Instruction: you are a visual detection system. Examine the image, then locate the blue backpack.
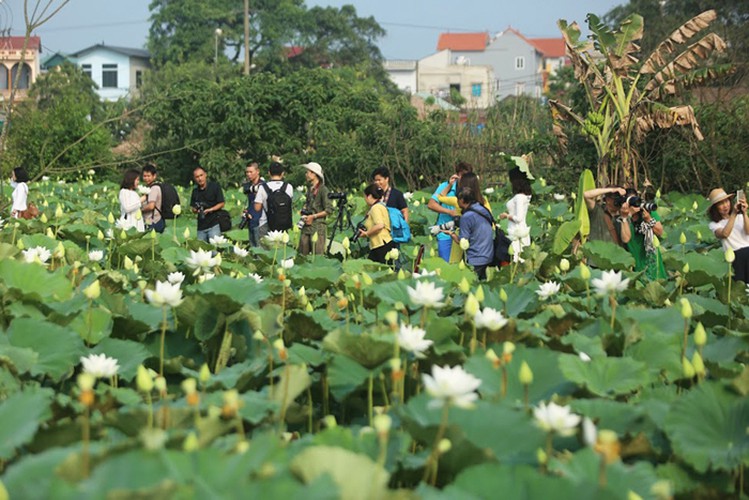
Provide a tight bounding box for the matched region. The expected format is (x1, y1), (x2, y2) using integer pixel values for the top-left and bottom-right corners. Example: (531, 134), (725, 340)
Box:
(387, 206), (411, 243)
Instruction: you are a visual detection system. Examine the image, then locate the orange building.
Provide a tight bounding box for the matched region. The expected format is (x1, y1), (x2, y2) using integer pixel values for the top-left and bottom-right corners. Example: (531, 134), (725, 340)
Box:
(0, 36), (42, 101)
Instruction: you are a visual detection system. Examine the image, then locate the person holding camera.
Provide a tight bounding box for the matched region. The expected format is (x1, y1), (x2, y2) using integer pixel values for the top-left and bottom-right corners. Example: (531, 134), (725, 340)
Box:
(190, 166), (225, 242)
(584, 185), (627, 245)
(242, 162), (264, 246)
(254, 161), (294, 240)
(708, 188), (749, 283)
(357, 184), (395, 263)
(445, 188), (494, 280)
(428, 161), (473, 262)
(298, 162), (332, 256)
(619, 189), (666, 280)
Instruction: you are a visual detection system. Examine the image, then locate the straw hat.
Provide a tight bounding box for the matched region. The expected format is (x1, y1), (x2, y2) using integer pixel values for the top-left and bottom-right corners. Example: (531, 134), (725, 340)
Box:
(302, 162), (324, 182)
(707, 188), (734, 209)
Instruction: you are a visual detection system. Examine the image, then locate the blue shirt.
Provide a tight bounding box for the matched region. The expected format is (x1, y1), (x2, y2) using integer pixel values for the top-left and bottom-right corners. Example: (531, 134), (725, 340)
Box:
(460, 204), (494, 266)
(431, 181), (456, 241)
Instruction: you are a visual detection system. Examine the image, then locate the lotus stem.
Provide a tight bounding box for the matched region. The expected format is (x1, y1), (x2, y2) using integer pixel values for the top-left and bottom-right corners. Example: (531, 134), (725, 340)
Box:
(423, 403), (450, 485)
(82, 406), (90, 478)
(278, 364), (291, 433)
(307, 385), (313, 434)
(368, 373), (374, 428)
(681, 318), (689, 360)
(501, 366), (508, 398)
(379, 373), (391, 409)
(159, 306), (168, 376)
(727, 263), (733, 329)
(609, 294), (617, 333)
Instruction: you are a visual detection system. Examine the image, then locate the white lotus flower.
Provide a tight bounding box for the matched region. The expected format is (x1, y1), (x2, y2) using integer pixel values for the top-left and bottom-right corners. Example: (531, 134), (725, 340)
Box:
(185, 248), (218, 275)
(145, 280), (184, 308)
(553, 193), (566, 201)
(579, 352), (591, 362)
(536, 281), (561, 301)
(87, 169), (96, 176)
(397, 324), (433, 359)
(591, 270), (630, 296)
(80, 353), (120, 378)
(422, 364), (482, 410)
(137, 185), (151, 196)
(198, 272), (215, 283)
(582, 417), (597, 447)
(508, 224), (530, 241)
(22, 246), (52, 265)
(473, 307), (508, 331)
(209, 235), (227, 246)
(484, 187), (495, 195)
(407, 281), (445, 309)
(42, 176), (50, 181)
(167, 272), (185, 286)
(413, 269), (438, 279)
(403, 192), (413, 201)
(248, 273), (263, 284)
(264, 230), (286, 244)
(533, 401), (582, 436)
(105, 229), (114, 240)
(281, 258), (295, 270)
(88, 250), (104, 262)
(233, 245), (249, 258)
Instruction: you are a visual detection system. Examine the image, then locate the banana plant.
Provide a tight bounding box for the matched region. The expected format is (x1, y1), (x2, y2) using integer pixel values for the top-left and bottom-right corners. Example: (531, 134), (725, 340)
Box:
(549, 10), (730, 187)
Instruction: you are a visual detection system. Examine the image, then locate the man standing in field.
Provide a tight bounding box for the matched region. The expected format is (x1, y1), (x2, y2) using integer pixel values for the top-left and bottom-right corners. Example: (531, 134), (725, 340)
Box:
(141, 163), (164, 233)
(190, 166), (225, 242)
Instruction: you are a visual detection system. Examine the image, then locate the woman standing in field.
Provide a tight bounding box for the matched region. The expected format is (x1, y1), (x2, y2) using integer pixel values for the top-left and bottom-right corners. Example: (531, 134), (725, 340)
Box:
(708, 187), (749, 283)
(118, 169), (146, 232)
(499, 167), (532, 262)
(10, 167), (30, 219)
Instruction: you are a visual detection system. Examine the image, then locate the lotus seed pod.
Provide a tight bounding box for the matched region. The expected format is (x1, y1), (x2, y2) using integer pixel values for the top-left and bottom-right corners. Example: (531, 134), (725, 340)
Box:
(172, 204), (182, 216)
(693, 322), (707, 346)
(519, 361), (533, 385)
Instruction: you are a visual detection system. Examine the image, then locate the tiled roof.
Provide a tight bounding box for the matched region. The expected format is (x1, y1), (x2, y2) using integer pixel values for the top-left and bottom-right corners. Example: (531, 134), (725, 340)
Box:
(436, 32), (489, 52)
(529, 38), (566, 58)
(0, 36), (42, 51)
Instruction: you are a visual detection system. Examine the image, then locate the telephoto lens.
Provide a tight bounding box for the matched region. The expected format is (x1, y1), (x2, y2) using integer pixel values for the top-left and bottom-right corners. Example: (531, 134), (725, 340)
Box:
(351, 222), (367, 244)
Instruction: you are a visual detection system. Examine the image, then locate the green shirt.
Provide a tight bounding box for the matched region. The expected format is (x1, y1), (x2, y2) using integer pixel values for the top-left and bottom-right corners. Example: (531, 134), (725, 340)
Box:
(302, 183), (333, 235)
(625, 211), (667, 280)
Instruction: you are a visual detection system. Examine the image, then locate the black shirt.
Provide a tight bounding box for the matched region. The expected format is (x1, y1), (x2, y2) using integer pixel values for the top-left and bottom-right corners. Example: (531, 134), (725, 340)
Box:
(384, 187), (407, 212)
(190, 180), (225, 230)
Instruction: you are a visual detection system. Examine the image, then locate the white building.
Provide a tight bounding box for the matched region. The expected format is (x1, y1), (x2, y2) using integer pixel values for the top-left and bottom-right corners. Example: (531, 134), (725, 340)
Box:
(70, 44), (150, 101)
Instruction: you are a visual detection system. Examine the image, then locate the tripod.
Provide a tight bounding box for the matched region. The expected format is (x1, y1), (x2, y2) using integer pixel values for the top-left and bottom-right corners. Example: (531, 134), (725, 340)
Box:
(327, 197), (359, 256)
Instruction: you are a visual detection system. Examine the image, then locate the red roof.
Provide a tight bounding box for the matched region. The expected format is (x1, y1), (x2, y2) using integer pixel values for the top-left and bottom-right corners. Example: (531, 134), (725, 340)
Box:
(0, 36), (42, 51)
(529, 38), (566, 58)
(436, 32), (489, 52)
(284, 46), (304, 58)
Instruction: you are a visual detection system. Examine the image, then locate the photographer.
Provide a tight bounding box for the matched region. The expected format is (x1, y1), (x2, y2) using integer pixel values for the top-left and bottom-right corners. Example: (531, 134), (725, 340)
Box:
(708, 188), (749, 283)
(242, 162), (264, 246)
(189, 166), (225, 242)
(357, 184), (395, 263)
(298, 162), (333, 256)
(428, 161), (473, 262)
(583, 185), (627, 245)
(619, 189), (666, 280)
(446, 188), (494, 280)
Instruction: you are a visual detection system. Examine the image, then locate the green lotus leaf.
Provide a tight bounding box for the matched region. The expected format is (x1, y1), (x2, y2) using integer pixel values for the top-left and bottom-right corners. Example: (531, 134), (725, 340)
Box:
(625, 332), (682, 382)
(7, 318), (86, 381)
(0, 389), (54, 460)
(663, 382), (749, 473)
(558, 354), (651, 397)
(292, 261), (343, 290)
(1, 447), (77, 499)
(570, 399), (649, 436)
(91, 337), (152, 381)
(69, 305), (114, 344)
(160, 246), (191, 265)
(665, 249), (726, 288)
(285, 309), (339, 341)
(327, 353), (373, 401)
(290, 446), (388, 500)
(0, 259), (73, 301)
(323, 329), (394, 369)
(0, 344), (39, 375)
(581, 240), (635, 271)
(288, 343), (327, 367)
(189, 276), (270, 313)
(371, 280), (413, 307)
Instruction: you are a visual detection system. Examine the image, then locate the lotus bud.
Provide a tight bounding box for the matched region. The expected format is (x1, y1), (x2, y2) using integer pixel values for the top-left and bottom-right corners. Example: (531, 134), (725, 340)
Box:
(519, 361), (533, 385)
(123, 256), (134, 270)
(691, 351), (705, 377)
(413, 200), (420, 207)
(474, 285), (484, 303)
(664, 298), (672, 306)
(650, 480), (672, 500)
(323, 415), (337, 429)
(172, 204), (182, 216)
(281, 232), (290, 244)
(97, 230), (105, 240)
(252, 330), (265, 341)
(154, 376), (167, 393)
(559, 258), (570, 272)
(305, 302), (314, 312)
(459, 238), (470, 251)
(342, 237), (350, 250)
(682, 263), (689, 274)
(46, 227), (55, 238)
(696, 230), (702, 241)
(107, 212), (115, 224)
(725, 247), (735, 263)
(93, 193), (98, 200)
(437, 438), (452, 454)
(181, 378), (197, 395)
(693, 322), (707, 346)
(465, 293), (479, 317)
(681, 357), (695, 378)
(627, 492), (643, 500)
(83, 279), (101, 300)
(499, 288), (508, 302)
(653, 235), (660, 248)
(119, 230), (127, 240)
(679, 298), (692, 319)
(389, 357), (402, 373)
(596, 429), (621, 463)
(580, 262), (591, 280)
(311, 231), (319, 244)
(55, 205), (63, 218)
(361, 272), (373, 286)
(77, 372), (96, 391)
(183, 432), (199, 452)
(692, 201), (698, 211)
(397, 269), (406, 280)
(183, 227), (191, 240)
(679, 232), (687, 245)
(503, 341), (516, 356)
(54, 242), (65, 259)
(384, 310), (398, 327)
(429, 248), (435, 257)
(536, 448), (548, 465)
(199, 363), (211, 384)
(373, 414), (392, 436)
(136, 365), (154, 392)
(458, 260), (466, 270)
(16, 239), (24, 250)
(485, 348), (501, 369)
(394, 301), (405, 311)
(150, 229), (157, 240)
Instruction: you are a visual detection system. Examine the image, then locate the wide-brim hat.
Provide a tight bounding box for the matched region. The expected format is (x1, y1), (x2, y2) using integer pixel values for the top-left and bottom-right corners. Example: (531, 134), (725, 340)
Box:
(707, 188), (734, 210)
(303, 162), (324, 181)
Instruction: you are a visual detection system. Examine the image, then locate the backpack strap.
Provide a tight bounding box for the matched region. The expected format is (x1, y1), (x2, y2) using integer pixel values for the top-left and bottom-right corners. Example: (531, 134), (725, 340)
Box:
(147, 182), (164, 216)
(465, 205), (495, 227)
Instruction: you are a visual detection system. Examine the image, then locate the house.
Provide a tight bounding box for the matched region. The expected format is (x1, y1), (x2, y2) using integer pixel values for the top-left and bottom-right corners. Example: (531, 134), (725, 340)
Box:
(69, 44), (151, 101)
(0, 36), (42, 101)
(438, 28), (567, 101)
(417, 49), (494, 109)
(384, 59), (417, 93)
(41, 52), (77, 72)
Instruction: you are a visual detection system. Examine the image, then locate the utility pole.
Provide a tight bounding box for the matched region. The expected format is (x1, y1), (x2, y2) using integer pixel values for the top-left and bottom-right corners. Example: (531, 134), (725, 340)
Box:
(243, 0), (250, 75)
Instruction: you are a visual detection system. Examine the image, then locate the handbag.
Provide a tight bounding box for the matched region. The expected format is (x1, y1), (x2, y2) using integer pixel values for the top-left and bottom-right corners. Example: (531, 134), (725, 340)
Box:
(217, 209), (232, 232)
(19, 202), (39, 220)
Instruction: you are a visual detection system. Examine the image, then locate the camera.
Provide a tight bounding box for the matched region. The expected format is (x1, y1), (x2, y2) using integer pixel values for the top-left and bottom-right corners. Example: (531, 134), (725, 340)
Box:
(429, 216), (460, 235)
(328, 192), (347, 201)
(242, 182), (254, 195)
(297, 209), (313, 230)
(625, 196), (658, 212)
(351, 221), (367, 244)
(193, 202), (207, 220)
(238, 210), (250, 230)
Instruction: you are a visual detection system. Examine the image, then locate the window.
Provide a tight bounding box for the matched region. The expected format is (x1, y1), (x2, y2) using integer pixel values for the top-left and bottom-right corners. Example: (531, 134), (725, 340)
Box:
(10, 63), (31, 89)
(135, 70), (143, 89)
(82, 64), (92, 79)
(102, 64), (118, 88)
(515, 56), (525, 70)
(471, 83), (482, 97)
(0, 65), (8, 90)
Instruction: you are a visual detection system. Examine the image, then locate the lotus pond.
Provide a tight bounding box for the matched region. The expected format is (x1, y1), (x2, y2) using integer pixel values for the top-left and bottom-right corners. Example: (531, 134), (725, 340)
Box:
(0, 174), (747, 499)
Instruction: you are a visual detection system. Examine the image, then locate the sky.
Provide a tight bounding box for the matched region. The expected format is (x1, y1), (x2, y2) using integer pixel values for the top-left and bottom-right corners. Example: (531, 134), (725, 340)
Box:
(2, 0), (625, 60)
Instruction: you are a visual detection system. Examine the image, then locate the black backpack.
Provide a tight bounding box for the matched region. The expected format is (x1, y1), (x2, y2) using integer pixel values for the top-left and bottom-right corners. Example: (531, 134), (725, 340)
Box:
(264, 182), (293, 231)
(153, 182), (181, 220)
(465, 206), (512, 266)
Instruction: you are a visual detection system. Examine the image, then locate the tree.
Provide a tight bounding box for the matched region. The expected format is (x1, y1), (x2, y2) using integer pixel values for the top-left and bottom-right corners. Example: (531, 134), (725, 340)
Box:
(549, 10), (729, 187)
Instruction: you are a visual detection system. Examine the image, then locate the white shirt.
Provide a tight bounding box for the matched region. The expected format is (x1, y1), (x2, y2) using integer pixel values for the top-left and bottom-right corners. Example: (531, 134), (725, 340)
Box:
(119, 188), (145, 232)
(507, 193), (531, 262)
(254, 180), (294, 227)
(11, 181), (28, 216)
(709, 217), (749, 251)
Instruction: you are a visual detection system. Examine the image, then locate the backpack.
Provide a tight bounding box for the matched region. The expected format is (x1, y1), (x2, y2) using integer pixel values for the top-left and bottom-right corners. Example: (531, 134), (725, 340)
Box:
(465, 206), (511, 266)
(153, 182), (181, 220)
(217, 209), (232, 232)
(264, 182), (293, 231)
(386, 206), (411, 243)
